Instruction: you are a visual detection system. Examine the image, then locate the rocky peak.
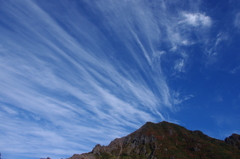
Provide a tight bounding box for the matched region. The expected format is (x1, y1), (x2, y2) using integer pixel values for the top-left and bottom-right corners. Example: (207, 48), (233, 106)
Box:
(225, 133), (240, 149)
(69, 121), (240, 159)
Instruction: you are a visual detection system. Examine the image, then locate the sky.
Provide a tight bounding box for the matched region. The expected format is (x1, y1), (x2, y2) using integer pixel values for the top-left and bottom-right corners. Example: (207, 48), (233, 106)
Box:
(0, 0), (240, 158)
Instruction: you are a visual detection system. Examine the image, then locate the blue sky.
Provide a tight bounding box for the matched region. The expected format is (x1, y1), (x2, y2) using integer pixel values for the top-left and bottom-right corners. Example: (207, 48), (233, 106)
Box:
(0, 0), (240, 158)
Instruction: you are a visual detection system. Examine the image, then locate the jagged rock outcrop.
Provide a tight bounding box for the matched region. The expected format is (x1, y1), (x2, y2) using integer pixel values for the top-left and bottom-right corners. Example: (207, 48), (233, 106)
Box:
(69, 121), (240, 159)
(225, 133), (240, 149)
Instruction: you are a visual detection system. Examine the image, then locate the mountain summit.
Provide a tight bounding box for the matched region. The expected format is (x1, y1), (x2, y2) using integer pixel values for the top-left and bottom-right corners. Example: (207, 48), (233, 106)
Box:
(69, 121), (240, 159)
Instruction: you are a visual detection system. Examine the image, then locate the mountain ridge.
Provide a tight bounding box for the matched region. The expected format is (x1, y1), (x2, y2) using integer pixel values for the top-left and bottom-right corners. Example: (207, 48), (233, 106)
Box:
(69, 121), (240, 159)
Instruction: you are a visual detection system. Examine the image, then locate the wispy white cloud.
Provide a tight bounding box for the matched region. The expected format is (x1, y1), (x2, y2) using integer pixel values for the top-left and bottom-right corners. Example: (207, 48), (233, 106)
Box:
(0, 0), (170, 158)
(174, 52), (188, 73)
(234, 12), (240, 30)
(0, 0), (216, 158)
(173, 91), (194, 105)
(182, 13), (212, 27)
(230, 65), (240, 74)
(1, 105), (18, 115)
(204, 32), (228, 66)
(174, 59), (185, 72)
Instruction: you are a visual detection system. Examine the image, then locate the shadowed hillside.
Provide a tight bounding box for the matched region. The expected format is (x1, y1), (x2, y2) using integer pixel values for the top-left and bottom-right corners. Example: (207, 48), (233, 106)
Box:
(69, 121), (240, 159)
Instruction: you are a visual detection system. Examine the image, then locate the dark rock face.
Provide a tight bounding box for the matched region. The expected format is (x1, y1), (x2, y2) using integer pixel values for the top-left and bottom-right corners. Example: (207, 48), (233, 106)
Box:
(225, 133), (240, 149)
(69, 121), (240, 159)
(122, 133), (157, 159)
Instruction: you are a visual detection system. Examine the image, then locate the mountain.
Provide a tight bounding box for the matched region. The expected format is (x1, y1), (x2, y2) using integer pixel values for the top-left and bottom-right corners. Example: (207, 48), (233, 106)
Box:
(225, 133), (240, 149)
(69, 121), (240, 159)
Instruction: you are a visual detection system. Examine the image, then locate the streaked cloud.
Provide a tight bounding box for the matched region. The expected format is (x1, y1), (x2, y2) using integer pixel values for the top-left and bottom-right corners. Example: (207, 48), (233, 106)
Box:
(234, 12), (240, 30)
(173, 91), (194, 105)
(204, 32), (229, 66)
(0, 0), (219, 158)
(0, 0), (170, 158)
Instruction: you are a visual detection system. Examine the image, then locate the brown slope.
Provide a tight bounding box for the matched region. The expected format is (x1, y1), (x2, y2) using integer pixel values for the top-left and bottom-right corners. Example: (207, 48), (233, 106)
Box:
(69, 121), (240, 159)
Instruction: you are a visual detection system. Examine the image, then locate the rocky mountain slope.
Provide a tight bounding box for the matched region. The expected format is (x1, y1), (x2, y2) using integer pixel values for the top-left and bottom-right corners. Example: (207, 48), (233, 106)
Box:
(225, 133), (240, 149)
(69, 121), (240, 159)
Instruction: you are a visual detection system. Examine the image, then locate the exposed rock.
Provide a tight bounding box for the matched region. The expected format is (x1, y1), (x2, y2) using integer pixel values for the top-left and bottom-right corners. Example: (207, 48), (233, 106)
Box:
(225, 133), (240, 149)
(69, 121), (240, 159)
(92, 144), (101, 155)
(168, 129), (174, 135)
